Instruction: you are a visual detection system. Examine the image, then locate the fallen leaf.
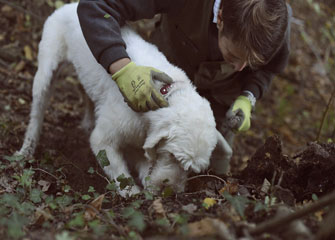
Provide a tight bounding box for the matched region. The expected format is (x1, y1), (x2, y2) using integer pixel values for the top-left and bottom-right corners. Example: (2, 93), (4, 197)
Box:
(84, 194), (105, 221)
(203, 198), (216, 209)
(219, 181), (239, 195)
(18, 98), (26, 105)
(181, 203), (197, 214)
(55, 231), (75, 240)
(24, 45), (33, 61)
(1, 5), (12, 12)
(33, 207), (54, 225)
(187, 218), (220, 237)
(314, 210), (324, 222)
(260, 178), (271, 195)
(38, 180), (51, 192)
(149, 198), (166, 218)
(265, 152), (271, 159)
(14, 60), (25, 72)
(0, 176), (16, 193)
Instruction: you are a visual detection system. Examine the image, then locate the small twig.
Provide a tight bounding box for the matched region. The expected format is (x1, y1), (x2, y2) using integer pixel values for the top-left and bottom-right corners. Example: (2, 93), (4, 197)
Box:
(316, 89), (335, 141)
(276, 171), (284, 187)
(184, 190), (210, 195)
(331, 125), (335, 140)
(95, 170), (112, 185)
(271, 170), (277, 187)
(58, 163), (87, 186)
(32, 167), (59, 180)
(187, 174), (227, 185)
(0, 58), (9, 68)
(298, 26), (323, 64)
(297, 23), (335, 141)
(249, 190), (335, 236)
(101, 208), (127, 237)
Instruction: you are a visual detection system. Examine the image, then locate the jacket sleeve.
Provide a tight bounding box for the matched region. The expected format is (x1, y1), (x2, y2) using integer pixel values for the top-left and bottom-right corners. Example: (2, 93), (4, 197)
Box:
(242, 31), (291, 99)
(242, 3), (292, 99)
(77, 0), (177, 71)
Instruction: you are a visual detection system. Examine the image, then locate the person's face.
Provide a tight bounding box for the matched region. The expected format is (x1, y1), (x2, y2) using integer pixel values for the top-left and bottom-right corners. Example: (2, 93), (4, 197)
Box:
(217, 9), (247, 72)
(218, 35), (247, 72)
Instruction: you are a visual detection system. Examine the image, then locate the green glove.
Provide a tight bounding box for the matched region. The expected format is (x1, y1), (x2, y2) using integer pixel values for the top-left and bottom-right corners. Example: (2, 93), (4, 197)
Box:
(226, 96), (252, 131)
(112, 61), (173, 112)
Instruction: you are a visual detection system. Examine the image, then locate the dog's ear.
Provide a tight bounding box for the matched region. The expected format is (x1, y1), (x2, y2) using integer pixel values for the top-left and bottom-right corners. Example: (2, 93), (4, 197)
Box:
(210, 130), (233, 174)
(143, 127), (169, 162)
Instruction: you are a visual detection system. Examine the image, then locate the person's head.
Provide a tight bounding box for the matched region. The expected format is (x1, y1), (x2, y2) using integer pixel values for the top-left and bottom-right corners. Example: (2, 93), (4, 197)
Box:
(217, 0), (288, 71)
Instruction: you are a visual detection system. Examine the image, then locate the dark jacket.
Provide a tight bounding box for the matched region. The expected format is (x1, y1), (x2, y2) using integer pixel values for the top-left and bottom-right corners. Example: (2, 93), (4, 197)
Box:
(77, 0), (291, 104)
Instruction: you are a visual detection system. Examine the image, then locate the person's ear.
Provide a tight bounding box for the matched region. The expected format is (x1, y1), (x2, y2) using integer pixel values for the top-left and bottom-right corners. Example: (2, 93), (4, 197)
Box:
(217, 9), (224, 31)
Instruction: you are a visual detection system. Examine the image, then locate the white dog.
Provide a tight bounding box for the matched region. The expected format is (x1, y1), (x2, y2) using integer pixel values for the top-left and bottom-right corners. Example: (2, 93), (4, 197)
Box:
(18, 3), (232, 196)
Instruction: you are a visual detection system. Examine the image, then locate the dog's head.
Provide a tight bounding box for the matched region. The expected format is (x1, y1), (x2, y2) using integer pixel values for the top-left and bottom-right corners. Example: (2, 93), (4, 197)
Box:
(143, 84), (232, 174)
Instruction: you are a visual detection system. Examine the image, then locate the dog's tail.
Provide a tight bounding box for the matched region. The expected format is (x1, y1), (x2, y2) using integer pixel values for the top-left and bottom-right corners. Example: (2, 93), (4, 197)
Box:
(18, 10), (67, 157)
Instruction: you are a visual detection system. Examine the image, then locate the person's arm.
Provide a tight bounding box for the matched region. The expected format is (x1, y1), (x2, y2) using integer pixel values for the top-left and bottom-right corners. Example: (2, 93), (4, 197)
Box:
(77, 0), (181, 112)
(77, 0), (177, 72)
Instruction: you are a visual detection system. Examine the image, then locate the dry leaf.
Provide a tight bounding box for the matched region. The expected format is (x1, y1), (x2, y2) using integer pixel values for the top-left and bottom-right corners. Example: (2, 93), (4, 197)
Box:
(203, 198), (216, 209)
(1, 5), (12, 12)
(24, 45), (33, 61)
(14, 60), (25, 72)
(38, 180), (51, 192)
(181, 203), (197, 214)
(149, 198), (166, 218)
(18, 98), (26, 105)
(314, 210), (324, 222)
(260, 178), (271, 195)
(0, 176), (16, 193)
(265, 152), (271, 159)
(33, 207), (53, 225)
(84, 194), (105, 221)
(219, 181), (239, 195)
(187, 218), (217, 237)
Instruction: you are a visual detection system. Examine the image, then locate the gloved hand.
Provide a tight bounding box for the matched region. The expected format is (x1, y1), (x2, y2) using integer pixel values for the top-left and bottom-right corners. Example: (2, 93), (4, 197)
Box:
(112, 61), (173, 112)
(225, 96), (252, 131)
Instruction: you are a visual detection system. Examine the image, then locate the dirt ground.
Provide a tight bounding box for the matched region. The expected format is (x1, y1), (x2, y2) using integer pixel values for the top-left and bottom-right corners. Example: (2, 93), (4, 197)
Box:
(1, 0), (335, 239)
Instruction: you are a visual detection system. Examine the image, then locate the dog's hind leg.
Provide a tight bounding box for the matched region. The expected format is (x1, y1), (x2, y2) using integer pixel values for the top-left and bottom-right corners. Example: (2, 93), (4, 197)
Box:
(18, 64), (64, 157)
(18, 15), (66, 157)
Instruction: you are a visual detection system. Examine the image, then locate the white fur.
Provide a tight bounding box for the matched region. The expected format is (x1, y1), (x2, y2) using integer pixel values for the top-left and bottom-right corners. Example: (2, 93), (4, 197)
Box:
(18, 3), (232, 197)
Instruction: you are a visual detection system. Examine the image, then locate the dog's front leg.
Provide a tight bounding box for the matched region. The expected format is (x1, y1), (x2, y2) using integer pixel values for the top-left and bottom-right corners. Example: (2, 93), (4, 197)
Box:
(90, 129), (140, 197)
(103, 147), (141, 197)
(97, 146), (141, 197)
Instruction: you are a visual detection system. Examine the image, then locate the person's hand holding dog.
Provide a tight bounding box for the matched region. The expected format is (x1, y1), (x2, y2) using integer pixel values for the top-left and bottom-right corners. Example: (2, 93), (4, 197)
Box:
(112, 61), (173, 112)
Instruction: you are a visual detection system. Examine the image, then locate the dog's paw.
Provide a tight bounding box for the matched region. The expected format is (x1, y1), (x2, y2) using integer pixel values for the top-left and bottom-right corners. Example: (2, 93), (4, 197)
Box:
(118, 185), (141, 198)
(15, 148), (32, 158)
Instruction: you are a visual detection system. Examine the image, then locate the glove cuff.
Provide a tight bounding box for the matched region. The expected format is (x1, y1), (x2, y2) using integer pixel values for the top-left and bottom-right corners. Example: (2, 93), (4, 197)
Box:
(112, 61), (136, 80)
(242, 90), (256, 109)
